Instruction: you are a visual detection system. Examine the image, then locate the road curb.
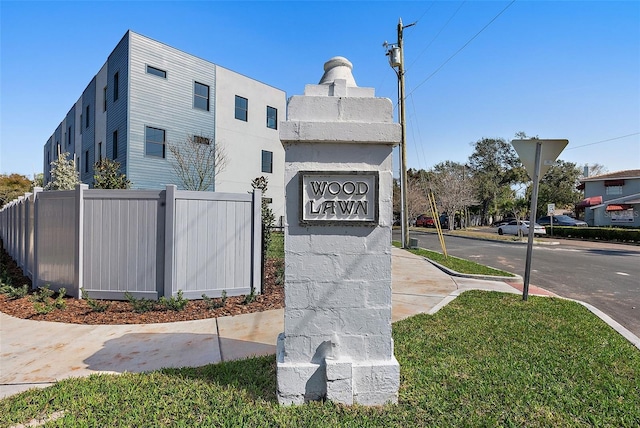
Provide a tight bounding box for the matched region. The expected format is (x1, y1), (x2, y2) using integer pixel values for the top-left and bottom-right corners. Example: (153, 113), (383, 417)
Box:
(419, 255), (524, 285)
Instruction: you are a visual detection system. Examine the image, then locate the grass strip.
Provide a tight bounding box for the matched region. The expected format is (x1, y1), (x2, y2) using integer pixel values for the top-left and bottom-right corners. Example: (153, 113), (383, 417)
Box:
(393, 241), (514, 277)
(1, 291), (638, 427)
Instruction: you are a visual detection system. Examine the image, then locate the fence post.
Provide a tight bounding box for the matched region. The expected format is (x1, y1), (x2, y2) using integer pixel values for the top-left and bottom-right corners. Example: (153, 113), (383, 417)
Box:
(252, 188), (262, 294)
(164, 185), (177, 298)
(74, 184), (88, 298)
(27, 188), (41, 280)
(19, 193), (31, 275)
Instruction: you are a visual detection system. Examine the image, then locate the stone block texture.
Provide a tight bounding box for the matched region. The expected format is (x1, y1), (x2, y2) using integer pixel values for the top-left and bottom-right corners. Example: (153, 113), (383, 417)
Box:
(277, 56), (400, 406)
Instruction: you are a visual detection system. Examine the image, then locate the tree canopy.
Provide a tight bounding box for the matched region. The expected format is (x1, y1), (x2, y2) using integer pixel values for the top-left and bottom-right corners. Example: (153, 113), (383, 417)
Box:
(0, 173), (32, 206)
(45, 152), (80, 191)
(468, 137), (526, 224)
(93, 159), (131, 189)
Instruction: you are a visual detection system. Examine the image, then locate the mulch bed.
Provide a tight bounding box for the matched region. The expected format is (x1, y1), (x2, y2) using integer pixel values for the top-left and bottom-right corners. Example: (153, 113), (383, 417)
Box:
(0, 244), (284, 325)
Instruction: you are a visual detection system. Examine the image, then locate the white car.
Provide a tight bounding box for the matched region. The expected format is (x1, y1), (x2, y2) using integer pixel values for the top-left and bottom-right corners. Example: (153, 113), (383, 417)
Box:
(497, 220), (546, 237)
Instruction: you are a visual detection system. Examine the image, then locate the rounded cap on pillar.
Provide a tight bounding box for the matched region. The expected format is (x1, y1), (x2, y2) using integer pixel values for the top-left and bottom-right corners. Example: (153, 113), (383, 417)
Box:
(318, 56), (357, 87)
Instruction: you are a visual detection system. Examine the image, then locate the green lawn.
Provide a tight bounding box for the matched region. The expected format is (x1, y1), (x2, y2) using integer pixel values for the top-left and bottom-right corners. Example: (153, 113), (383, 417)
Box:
(2, 291), (638, 427)
(393, 241), (515, 277)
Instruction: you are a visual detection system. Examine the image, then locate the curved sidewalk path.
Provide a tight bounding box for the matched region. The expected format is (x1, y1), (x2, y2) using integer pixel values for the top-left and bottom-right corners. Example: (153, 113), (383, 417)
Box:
(1, 247), (638, 399)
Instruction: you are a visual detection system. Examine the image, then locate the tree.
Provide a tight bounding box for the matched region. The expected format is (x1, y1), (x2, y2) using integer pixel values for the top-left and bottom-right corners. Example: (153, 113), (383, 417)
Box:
(32, 173), (44, 189)
(468, 137), (527, 225)
(534, 160), (583, 216)
(0, 173), (32, 206)
(167, 134), (227, 191)
(93, 159), (131, 189)
(426, 162), (476, 230)
(580, 163), (607, 179)
(393, 169), (434, 224)
(44, 152), (80, 191)
(251, 176), (275, 251)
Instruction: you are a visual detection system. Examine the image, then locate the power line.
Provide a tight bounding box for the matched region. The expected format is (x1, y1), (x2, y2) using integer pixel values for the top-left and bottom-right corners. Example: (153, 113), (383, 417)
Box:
(406, 0), (516, 99)
(406, 1), (467, 73)
(564, 132), (640, 150)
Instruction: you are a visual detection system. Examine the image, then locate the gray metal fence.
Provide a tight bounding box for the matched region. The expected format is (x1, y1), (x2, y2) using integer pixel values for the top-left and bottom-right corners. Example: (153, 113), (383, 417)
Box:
(0, 184), (262, 300)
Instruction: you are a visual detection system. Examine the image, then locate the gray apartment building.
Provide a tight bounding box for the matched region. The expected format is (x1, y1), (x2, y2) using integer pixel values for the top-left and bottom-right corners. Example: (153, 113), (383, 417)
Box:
(43, 30), (286, 220)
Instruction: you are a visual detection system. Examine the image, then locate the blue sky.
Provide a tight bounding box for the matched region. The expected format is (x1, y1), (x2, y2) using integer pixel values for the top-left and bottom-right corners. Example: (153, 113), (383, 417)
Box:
(1, 0), (639, 179)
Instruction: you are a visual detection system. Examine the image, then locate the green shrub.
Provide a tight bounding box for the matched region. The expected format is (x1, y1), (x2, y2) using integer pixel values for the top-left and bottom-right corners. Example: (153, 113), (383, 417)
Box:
(30, 285), (54, 303)
(1, 284), (29, 300)
(81, 288), (110, 312)
(159, 290), (188, 311)
(242, 288), (257, 305)
(550, 226), (639, 242)
(53, 287), (67, 310)
(124, 292), (156, 313)
(202, 290), (227, 310)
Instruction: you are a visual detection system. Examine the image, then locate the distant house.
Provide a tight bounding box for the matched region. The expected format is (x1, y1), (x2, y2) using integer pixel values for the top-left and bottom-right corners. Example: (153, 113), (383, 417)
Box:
(577, 169), (640, 227)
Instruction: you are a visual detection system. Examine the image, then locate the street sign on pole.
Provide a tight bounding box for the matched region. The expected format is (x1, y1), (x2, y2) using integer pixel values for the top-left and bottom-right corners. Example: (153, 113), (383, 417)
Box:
(511, 139), (568, 301)
(547, 203), (555, 215)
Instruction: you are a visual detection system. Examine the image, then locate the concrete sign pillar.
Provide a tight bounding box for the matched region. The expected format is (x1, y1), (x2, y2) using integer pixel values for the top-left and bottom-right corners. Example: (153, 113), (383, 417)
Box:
(277, 56), (402, 406)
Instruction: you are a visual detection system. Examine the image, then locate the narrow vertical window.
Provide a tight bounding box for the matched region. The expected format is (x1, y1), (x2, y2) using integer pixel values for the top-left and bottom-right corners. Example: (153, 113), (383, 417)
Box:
(235, 95), (248, 121)
(103, 86), (107, 111)
(266, 106), (277, 129)
(98, 142), (102, 161)
(84, 150), (89, 173)
(145, 126), (166, 158)
(113, 130), (118, 159)
(86, 105), (90, 128)
(113, 72), (119, 101)
(261, 150), (273, 173)
(67, 126), (72, 146)
(194, 82), (210, 111)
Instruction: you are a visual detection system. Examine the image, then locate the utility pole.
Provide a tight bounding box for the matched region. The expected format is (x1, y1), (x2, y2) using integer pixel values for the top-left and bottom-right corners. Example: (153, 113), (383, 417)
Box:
(386, 18), (414, 248)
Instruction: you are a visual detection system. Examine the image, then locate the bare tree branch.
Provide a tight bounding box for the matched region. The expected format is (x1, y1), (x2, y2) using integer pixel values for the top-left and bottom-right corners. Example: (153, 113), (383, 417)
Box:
(167, 134), (227, 191)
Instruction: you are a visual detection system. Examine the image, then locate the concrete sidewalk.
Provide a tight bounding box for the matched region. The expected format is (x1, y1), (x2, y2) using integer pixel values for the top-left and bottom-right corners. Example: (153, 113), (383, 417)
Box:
(0, 247), (635, 400)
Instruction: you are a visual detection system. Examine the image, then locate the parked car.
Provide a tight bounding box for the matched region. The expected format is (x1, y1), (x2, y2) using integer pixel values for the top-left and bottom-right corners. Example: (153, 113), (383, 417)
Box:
(536, 215), (588, 227)
(497, 220), (546, 237)
(416, 215), (435, 228)
(439, 214), (450, 230)
(492, 217), (515, 227)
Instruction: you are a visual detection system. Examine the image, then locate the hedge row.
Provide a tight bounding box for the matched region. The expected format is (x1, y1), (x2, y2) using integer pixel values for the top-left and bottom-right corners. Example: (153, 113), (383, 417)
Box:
(547, 226), (640, 243)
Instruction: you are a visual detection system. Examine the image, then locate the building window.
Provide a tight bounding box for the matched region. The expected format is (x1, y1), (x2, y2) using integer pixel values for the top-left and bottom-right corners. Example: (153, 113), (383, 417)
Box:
(194, 135), (210, 145)
(86, 105), (90, 128)
(84, 150), (89, 173)
(103, 87), (107, 111)
(235, 95), (248, 121)
(113, 72), (119, 101)
(67, 126), (72, 146)
(145, 126), (166, 158)
(98, 142), (102, 161)
(194, 82), (209, 111)
(267, 106), (277, 129)
(113, 130), (118, 159)
(606, 186), (623, 195)
(261, 150), (273, 173)
(146, 65), (167, 78)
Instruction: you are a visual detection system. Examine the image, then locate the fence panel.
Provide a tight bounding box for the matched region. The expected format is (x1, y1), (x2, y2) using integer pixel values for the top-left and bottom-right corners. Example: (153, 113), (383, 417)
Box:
(34, 190), (78, 295)
(2, 185), (261, 302)
(82, 190), (164, 300)
(169, 189), (260, 299)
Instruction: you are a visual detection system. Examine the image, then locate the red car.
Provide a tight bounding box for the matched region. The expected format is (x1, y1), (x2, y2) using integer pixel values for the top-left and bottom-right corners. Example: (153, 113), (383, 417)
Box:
(416, 215), (435, 227)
